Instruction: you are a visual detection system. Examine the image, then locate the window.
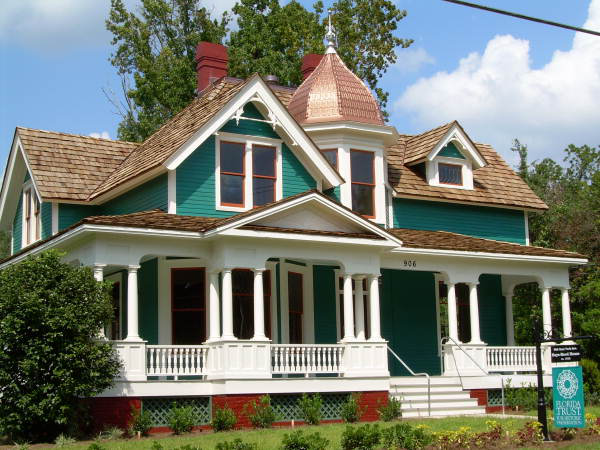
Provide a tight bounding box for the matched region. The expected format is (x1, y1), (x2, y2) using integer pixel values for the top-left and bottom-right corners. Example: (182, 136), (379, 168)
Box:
(23, 186), (41, 246)
(350, 150), (375, 217)
(337, 276), (369, 340)
(288, 272), (303, 344)
(232, 269), (272, 339)
(439, 163), (463, 186)
(171, 268), (206, 344)
(220, 141), (245, 206)
(252, 145), (276, 206)
(34, 195), (40, 241)
(321, 149), (338, 169)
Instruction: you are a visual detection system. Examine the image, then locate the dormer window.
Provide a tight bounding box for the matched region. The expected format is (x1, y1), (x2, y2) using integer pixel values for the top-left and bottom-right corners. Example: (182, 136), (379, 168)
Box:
(351, 149), (375, 218)
(439, 163), (463, 186)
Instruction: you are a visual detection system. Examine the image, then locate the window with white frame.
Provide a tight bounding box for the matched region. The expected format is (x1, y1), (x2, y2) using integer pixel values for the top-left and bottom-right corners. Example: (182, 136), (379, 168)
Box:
(22, 184), (41, 246)
(216, 135), (282, 211)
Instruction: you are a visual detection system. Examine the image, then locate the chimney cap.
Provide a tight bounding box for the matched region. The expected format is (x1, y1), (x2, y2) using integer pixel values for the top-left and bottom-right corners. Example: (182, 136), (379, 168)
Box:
(265, 74), (279, 85)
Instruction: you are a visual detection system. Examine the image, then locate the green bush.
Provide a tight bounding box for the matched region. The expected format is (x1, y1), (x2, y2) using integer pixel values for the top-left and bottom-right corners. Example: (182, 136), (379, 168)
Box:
(582, 358), (600, 397)
(87, 444), (106, 450)
(280, 430), (330, 450)
(168, 402), (196, 434)
(381, 423), (433, 450)
(212, 405), (237, 432)
(504, 381), (551, 410)
(298, 393), (322, 425)
(150, 442), (163, 450)
(244, 395), (278, 428)
(129, 406), (153, 436)
(54, 434), (76, 447)
(0, 251), (120, 442)
(377, 397), (402, 421)
(341, 393), (364, 423)
(215, 438), (256, 450)
(341, 424), (381, 450)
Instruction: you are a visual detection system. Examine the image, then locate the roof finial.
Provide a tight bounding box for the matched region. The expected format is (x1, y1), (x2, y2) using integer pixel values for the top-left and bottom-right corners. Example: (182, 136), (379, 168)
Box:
(325, 8), (337, 54)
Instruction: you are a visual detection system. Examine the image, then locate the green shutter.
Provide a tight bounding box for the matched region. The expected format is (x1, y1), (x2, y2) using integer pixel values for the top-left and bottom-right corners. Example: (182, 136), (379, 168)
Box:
(313, 265), (339, 344)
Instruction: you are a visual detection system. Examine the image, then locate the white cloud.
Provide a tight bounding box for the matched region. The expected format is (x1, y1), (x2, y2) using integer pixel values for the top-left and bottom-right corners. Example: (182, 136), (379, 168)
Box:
(394, 0), (600, 164)
(90, 131), (111, 140)
(394, 48), (435, 74)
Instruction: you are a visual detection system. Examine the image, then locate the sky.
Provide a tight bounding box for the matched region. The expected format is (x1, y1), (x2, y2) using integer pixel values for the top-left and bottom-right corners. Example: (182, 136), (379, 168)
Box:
(0, 0), (598, 172)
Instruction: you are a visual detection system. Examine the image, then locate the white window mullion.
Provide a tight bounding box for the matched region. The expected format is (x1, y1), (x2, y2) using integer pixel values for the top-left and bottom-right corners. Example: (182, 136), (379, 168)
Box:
(245, 142), (253, 209)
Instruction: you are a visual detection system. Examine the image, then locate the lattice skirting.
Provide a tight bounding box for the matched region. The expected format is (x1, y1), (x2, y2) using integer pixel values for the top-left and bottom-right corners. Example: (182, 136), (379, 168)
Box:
(487, 389), (504, 406)
(271, 392), (350, 421)
(142, 397), (211, 426)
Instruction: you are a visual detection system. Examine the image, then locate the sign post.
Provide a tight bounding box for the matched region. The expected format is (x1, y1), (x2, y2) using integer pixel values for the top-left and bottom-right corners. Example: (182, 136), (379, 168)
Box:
(552, 366), (585, 428)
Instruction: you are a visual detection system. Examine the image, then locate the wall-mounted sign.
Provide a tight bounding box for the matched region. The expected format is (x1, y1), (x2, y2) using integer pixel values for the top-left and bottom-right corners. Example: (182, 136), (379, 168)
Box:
(553, 366), (585, 428)
(551, 345), (581, 363)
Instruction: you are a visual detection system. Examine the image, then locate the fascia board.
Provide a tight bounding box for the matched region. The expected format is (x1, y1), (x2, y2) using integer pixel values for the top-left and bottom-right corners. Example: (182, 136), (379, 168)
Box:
(428, 124), (486, 168)
(163, 76), (343, 189)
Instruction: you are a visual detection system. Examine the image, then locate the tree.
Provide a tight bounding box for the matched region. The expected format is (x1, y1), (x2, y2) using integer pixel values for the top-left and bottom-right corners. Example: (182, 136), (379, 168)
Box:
(106, 0), (412, 142)
(0, 251), (120, 442)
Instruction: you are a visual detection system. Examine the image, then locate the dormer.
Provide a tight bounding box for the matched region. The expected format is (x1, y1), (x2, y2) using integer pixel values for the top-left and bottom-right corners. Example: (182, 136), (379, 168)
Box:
(405, 122), (486, 191)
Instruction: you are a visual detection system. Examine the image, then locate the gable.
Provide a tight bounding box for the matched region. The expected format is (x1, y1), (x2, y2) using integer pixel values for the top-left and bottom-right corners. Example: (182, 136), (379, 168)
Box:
(219, 103), (280, 139)
(437, 142), (465, 159)
(428, 123), (485, 168)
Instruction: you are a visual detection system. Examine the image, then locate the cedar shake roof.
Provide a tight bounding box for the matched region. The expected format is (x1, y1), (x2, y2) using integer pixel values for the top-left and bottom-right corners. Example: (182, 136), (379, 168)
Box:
(402, 121), (455, 164)
(390, 228), (584, 259)
(288, 52), (384, 126)
(16, 127), (138, 201)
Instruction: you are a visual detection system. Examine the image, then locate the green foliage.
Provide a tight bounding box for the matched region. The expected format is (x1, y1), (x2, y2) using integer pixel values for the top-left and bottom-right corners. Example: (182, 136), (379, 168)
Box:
(381, 423), (433, 450)
(513, 421), (543, 446)
(244, 395), (278, 428)
(97, 427), (124, 440)
(129, 406), (153, 436)
(298, 393), (322, 425)
(280, 430), (329, 450)
(0, 251), (120, 443)
(377, 397), (402, 421)
(106, 0), (412, 141)
(54, 434), (76, 447)
(582, 358), (600, 405)
(0, 230), (10, 259)
(215, 438), (256, 450)
(340, 393), (364, 423)
(211, 405), (237, 432)
(504, 381), (551, 411)
(340, 424), (381, 450)
(168, 402), (196, 434)
(87, 444), (106, 450)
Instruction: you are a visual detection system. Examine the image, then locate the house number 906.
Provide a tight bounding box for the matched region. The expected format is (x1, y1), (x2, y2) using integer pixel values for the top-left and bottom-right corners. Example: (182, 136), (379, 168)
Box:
(403, 260), (417, 268)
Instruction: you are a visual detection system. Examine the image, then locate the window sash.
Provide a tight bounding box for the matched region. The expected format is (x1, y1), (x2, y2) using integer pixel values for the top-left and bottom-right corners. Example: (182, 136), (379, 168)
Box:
(320, 149), (338, 169)
(438, 163), (463, 185)
(220, 141), (245, 207)
(350, 150), (375, 218)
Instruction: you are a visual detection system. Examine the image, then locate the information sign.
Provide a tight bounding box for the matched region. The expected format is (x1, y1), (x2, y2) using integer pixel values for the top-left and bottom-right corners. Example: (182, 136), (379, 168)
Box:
(553, 366), (585, 428)
(551, 345), (582, 363)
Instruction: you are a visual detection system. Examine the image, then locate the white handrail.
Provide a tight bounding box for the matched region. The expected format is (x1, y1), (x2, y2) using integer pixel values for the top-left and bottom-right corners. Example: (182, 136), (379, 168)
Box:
(146, 345), (209, 378)
(271, 344), (344, 375)
(387, 346), (431, 417)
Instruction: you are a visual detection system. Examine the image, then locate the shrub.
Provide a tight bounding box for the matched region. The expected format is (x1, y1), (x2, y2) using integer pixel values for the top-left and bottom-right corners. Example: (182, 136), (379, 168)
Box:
(244, 395), (278, 428)
(298, 393), (322, 425)
(212, 405), (237, 432)
(0, 251), (120, 442)
(215, 438), (256, 450)
(513, 421), (543, 446)
(381, 423), (433, 450)
(377, 397), (402, 421)
(281, 430), (329, 450)
(150, 442), (164, 450)
(87, 444), (106, 450)
(434, 426), (477, 449)
(341, 394), (365, 423)
(97, 427), (124, 440)
(341, 424), (381, 450)
(582, 358), (600, 398)
(54, 434), (76, 447)
(168, 402), (196, 434)
(504, 380), (551, 411)
(129, 406), (153, 436)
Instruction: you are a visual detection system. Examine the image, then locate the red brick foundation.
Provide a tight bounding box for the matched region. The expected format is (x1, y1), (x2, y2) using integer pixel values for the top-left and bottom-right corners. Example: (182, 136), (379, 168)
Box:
(468, 389), (506, 413)
(212, 394), (262, 429)
(358, 391), (388, 421)
(87, 397), (141, 432)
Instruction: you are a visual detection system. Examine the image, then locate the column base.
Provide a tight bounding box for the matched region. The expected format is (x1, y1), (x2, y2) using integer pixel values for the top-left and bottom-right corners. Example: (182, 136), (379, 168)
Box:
(123, 336), (143, 342)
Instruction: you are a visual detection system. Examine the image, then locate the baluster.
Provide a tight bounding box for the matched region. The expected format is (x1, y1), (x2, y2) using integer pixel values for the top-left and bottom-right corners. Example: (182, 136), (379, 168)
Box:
(283, 347), (288, 373)
(311, 347), (316, 373)
(327, 347), (332, 372)
(147, 348), (153, 375)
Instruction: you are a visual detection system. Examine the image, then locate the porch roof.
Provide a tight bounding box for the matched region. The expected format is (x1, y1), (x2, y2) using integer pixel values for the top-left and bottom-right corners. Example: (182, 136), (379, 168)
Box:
(389, 228), (585, 259)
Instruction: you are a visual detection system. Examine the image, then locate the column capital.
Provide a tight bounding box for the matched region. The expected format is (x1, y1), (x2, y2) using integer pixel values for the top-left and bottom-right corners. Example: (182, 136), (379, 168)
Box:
(466, 281), (480, 287)
(128, 264), (141, 272)
(367, 273), (380, 280)
(253, 268), (267, 274)
(93, 263), (107, 269)
(559, 287), (570, 293)
(222, 268), (233, 274)
(352, 274), (366, 281)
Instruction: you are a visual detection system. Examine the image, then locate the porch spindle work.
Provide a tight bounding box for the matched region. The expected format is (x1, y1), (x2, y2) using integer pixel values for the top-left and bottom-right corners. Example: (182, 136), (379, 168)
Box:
(271, 344), (344, 374)
(468, 282), (483, 344)
(342, 274), (355, 341)
(253, 268), (266, 340)
(447, 282), (459, 342)
(147, 345), (209, 377)
(368, 274), (382, 341)
(208, 270), (220, 341)
(221, 269), (235, 339)
(541, 287), (552, 336)
(354, 275), (366, 340)
(126, 265), (141, 341)
(504, 288), (516, 346)
(561, 288), (573, 339)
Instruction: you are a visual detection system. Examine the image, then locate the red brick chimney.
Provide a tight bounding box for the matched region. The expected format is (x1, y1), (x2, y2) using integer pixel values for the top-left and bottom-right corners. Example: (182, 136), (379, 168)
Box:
(301, 54), (323, 80)
(195, 42), (228, 92)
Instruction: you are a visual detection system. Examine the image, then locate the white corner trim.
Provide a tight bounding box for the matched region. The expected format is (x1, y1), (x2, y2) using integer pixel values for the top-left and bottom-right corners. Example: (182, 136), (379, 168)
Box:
(168, 170), (176, 214)
(524, 211), (530, 245)
(51, 202), (58, 235)
(428, 124), (486, 169)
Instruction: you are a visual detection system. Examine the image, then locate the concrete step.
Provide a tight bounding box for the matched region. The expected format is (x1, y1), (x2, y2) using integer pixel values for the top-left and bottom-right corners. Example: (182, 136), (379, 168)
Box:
(402, 399), (480, 410)
(401, 407), (485, 418)
(397, 392), (475, 402)
(390, 376), (461, 386)
(390, 385), (464, 394)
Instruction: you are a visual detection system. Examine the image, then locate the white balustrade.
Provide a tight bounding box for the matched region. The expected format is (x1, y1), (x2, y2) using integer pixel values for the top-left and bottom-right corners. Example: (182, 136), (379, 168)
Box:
(271, 344), (344, 375)
(486, 346), (537, 372)
(146, 345), (209, 378)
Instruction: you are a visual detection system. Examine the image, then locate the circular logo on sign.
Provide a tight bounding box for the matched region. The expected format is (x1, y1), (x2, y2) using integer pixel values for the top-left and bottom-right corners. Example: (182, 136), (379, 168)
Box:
(557, 369), (579, 399)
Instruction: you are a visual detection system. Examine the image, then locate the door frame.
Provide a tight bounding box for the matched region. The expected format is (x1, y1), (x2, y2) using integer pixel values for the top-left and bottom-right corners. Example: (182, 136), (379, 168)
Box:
(279, 261), (314, 344)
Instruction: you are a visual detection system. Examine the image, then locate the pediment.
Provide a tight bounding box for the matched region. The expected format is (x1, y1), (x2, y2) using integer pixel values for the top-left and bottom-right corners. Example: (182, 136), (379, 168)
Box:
(428, 122), (486, 168)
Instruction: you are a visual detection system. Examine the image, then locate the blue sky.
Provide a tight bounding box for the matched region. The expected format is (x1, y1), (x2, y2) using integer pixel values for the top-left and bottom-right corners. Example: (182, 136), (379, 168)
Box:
(1, 0), (598, 173)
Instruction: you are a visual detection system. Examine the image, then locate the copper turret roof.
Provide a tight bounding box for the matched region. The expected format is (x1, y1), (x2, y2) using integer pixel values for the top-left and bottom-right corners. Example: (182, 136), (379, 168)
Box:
(288, 51), (385, 126)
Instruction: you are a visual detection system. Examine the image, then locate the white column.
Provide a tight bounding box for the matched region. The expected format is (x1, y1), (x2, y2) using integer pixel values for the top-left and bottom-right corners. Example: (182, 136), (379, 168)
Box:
(504, 289), (516, 346)
(342, 273), (355, 341)
(561, 288), (573, 339)
(354, 275), (366, 341)
(221, 269), (236, 340)
(125, 265), (141, 341)
(541, 287), (552, 337)
(253, 268), (267, 340)
(447, 282), (459, 342)
(94, 264), (107, 339)
(208, 270), (220, 341)
(468, 282), (483, 344)
(368, 274), (382, 341)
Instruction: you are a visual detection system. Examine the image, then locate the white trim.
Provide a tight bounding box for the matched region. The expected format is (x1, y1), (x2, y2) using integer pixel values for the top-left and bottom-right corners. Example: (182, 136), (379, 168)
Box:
(51, 202), (58, 235)
(392, 247), (587, 264)
(164, 75), (343, 189)
(524, 211), (530, 245)
(168, 170), (176, 214)
(428, 157), (474, 190)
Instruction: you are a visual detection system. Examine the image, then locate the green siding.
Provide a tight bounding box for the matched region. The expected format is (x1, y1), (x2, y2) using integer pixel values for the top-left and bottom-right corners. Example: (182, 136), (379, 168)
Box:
(478, 274), (507, 345)
(282, 144), (316, 196)
(381, 269), (440, 376)
(102, 174), (168, 215)
(12, 195), (22, 254)
(393, 198), (526, 244)
(324, 186), (341, 203)
(58, 204), (99, 230)
(139, 258), (159, 344)
(220, 103), (279, 139)
(313, 265), (339, 344)
(41, 202), (52, 239)
(438, 142), (465, 159)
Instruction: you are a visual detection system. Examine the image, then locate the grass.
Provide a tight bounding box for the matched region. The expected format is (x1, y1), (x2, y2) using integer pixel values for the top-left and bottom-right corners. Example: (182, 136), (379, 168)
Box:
(520, 405), (600, 418)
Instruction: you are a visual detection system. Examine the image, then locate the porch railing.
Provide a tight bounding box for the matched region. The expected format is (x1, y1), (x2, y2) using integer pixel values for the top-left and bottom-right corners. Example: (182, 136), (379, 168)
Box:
(271, 344), (344, 375)
(486, 346), (536, 372)
(146, 345), (209, 377)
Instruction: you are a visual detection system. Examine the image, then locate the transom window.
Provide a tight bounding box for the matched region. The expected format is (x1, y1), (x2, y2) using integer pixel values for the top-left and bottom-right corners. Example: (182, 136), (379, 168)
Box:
(438, 163), (463, 186)
(23, 186), (41, 246)
(350, 150), (375, 218)
(320, 149), (338, 169)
